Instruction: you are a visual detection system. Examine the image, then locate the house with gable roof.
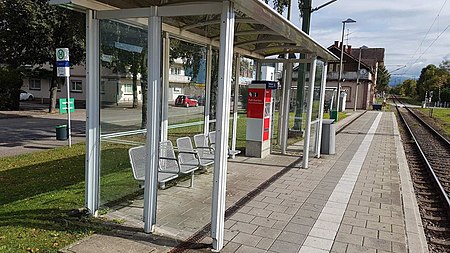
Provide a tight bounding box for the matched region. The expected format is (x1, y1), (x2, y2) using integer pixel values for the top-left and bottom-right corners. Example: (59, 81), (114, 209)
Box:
(326, 41), (385, 110)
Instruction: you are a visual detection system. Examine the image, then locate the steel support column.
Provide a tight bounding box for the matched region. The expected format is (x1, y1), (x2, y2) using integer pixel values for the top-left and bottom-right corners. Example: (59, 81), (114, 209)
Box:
(211, 1), (235, 250)
(204, 45), (212, 136)
(302, 57), (317, 168)
(231, 53), (240, 158)
(315, 62), (328, 158)
(161, 32), (170, 141)
(278, 65), (285, 146)
(255, 60), (261, 80)
(143, 8), (162, 233)
(280, 62), (293, 154)
(85, 9), (100, 216)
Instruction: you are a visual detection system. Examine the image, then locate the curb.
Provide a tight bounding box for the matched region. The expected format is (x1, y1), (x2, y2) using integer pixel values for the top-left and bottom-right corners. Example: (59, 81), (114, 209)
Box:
(392, 112), (429, 253)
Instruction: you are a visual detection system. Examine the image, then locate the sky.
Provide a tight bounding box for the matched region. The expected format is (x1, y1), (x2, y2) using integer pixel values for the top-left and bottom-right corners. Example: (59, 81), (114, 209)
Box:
(286, 0), (450, 79)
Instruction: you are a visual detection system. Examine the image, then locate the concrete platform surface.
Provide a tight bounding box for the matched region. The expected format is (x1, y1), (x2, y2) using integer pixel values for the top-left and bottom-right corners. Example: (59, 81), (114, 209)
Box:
(63, 111), (427, 253)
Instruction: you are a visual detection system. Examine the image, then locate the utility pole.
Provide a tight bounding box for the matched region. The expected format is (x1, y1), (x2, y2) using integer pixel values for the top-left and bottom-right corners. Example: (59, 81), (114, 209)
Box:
(293, 0), (312, 133)
(293, 0), (338, 132)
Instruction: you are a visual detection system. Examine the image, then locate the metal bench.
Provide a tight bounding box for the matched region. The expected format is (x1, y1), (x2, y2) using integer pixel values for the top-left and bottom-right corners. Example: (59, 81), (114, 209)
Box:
(208, 131), (241, 157)
(177, 136), (214, 168)
(128, 140), (200, 189)
(193, 134), (215, 161)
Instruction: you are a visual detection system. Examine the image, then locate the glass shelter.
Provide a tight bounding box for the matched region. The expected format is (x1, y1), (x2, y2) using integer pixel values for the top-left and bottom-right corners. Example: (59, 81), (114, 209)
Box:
(51, 0), (337, 251)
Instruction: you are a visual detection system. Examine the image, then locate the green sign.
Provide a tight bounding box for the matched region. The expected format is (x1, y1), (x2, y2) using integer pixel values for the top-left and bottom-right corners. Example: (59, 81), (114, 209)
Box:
(56, 48), (69, 61)
(59, 98), (75, 114)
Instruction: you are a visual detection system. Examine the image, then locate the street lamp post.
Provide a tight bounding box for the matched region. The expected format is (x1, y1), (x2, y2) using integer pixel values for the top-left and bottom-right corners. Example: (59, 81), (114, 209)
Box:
(336, 18), (356, 120)
(354, 46), (362, 111)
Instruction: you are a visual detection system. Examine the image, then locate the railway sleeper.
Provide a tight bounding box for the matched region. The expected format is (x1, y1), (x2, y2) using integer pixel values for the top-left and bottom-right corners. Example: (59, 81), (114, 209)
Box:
(423, 206), (446, 212)
(418, 190), (439, 196)
(427, 225), (450, 232)
(430, 237), (450, 247)
(418, 197), (441, 204)
(424, 215), (448, 221)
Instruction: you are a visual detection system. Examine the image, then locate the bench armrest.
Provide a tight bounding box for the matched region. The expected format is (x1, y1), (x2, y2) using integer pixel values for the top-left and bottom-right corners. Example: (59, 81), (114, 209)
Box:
(160, 156), (178, 161)
(178, 150), (199, 155)
(196, 146), (215, 151)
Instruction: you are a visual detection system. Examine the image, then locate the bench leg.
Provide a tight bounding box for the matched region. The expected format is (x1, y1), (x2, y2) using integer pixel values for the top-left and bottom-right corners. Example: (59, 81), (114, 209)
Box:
(190, 172), (194, 188)
(159, 182), (166, 190)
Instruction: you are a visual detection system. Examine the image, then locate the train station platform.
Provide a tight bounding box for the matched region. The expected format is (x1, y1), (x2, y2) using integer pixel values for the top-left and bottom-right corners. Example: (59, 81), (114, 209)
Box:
(63, 111), (428, 253)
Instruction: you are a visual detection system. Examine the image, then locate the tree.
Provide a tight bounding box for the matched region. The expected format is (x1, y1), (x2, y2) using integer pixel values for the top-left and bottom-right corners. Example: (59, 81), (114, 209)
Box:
(0, 67), (22, 110)
(401, 79), (417, 98)
(416, 64), (449, 101)
(0, 0), (85, 113)
(264, 0), (289, 13)
(100, 20), (147, 109)
(376, 65), (390, 93)
(439, 60), (450, 73)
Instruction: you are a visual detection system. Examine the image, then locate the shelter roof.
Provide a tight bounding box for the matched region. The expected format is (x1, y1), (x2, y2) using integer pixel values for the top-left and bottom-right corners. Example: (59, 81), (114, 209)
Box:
(50, 0), (338, 61)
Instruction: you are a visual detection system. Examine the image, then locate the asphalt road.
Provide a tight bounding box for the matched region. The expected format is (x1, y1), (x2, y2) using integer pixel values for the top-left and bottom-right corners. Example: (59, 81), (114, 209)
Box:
(0, 109), (86, 158)
(0, 102), (206, 157)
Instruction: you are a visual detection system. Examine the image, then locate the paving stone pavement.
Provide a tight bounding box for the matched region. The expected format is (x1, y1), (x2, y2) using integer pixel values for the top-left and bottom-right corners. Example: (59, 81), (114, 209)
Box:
(221, 111), (424, 253)
(63, 111), (427, 253)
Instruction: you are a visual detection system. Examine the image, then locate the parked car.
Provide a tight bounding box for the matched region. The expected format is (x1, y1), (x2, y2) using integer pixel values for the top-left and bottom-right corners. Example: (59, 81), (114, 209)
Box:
(197, 95), (205, 106)
(19, 90), (34, 101)
(175, 95), (198, 107)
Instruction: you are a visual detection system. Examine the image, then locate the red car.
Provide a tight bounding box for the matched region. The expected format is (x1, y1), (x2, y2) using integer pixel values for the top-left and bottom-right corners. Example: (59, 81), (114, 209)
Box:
(175, 95), (198, 107)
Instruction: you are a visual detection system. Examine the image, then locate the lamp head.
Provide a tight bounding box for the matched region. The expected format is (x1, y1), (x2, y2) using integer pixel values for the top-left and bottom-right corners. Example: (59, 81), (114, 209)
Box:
(342, 18), (356, 24)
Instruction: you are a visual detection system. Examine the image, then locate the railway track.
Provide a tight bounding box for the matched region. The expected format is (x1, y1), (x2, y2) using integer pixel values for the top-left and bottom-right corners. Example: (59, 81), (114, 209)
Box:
(393, 96), (450, 252)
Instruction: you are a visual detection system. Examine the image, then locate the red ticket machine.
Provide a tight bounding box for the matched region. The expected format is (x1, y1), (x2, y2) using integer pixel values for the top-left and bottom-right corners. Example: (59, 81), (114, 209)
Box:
(246, 81), (277, 158)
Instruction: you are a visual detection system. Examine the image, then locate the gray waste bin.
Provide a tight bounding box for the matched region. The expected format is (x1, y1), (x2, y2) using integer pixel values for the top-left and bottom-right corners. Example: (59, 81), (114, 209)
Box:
(56, 125), (68, 140)
(321, 119), (335, 155)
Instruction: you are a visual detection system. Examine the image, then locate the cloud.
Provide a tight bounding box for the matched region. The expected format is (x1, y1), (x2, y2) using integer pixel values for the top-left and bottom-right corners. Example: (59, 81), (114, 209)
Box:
(288, 0), (450, 76)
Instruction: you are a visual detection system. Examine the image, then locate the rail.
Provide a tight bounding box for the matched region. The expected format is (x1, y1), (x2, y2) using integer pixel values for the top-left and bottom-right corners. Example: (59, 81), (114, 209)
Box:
(393, 95), (450, 213)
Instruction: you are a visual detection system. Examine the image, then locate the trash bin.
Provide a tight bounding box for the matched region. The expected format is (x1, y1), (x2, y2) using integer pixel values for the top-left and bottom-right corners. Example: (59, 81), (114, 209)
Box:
(330, 110), (338, 120)
(321, 119), (336, 155)
(56, 125), (68, 140)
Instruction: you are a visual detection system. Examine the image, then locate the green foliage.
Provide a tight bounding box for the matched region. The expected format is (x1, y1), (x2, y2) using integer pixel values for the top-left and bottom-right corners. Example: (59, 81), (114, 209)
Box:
(0, 0), (85, 112)
(376, 65), (390, 93)
(0, 67), (22, 110)
(170, 40), (204, 81)
(100, 20), (147, 108)
(416, 63), (450, 102)
(395, 79), (417, 97)
(264, 0), (290, 14)
(0, 0), (85, 68)
(441, 87), (450, 103)
(439, 60), (450, 72)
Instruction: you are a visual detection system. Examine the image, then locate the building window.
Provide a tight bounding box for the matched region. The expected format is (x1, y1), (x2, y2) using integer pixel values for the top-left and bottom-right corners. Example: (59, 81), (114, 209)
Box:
(29, 79), (41, 90)
(171, 68), (180, 75)
(328, 64), (334, 72)
(123, 84), (133, 94)
(71, 80), (83, 92)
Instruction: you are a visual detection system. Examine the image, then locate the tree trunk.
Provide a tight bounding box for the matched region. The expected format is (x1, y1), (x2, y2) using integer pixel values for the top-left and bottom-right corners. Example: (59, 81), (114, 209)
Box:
(48, 66), (58, 113)
(132, 70), (138, 108)
(141, 80), (147, 129)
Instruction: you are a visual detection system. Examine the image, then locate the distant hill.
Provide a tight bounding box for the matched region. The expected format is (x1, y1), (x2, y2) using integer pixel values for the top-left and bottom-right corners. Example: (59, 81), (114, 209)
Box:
(389, 75), (416, 86)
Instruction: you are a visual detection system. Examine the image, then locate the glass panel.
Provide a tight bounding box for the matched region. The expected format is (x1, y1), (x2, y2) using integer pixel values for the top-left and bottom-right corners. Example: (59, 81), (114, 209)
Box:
(98, 18), (213, 240)
(308, 60), (324, 157)
(99, 19), (148, 209)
